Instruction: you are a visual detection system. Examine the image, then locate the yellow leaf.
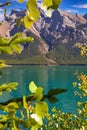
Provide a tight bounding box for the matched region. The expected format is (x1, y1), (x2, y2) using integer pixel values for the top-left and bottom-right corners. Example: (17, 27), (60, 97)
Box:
(18, 0), (24, 3)
(23, 95), (28, 109)
(24, 15), (34, 28)
(29, 81), (37, 93)
(35, 102), (48, 117)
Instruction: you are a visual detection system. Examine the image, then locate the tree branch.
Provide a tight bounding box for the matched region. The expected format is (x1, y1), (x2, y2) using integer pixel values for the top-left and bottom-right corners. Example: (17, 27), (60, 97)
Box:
(0, 2), (10, 7)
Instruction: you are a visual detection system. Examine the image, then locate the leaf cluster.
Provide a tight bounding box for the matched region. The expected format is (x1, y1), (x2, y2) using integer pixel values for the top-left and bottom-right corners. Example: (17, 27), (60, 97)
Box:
(0, 81), (49, 130)
(0, 60), (6, 68)
(17, 0), (62, 28)
(76, 43), (87, 57)
(42, 73), (87, 130)
(0, 32), (34, 55)
(0, 82), (18, 96)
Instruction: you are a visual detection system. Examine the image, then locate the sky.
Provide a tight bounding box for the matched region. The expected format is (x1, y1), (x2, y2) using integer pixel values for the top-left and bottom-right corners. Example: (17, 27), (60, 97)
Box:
(60, 0), (87, 14)
(0, 0), (87, 21)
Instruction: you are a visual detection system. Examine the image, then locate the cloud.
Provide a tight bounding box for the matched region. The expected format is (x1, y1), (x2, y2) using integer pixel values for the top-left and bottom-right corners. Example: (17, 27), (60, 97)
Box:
(65, 9), (79, 13)
(73, 4), (87, 9)
(12, 0), (42, 3)
(0, 13), (4, 20)
(0, 8), (4, 12)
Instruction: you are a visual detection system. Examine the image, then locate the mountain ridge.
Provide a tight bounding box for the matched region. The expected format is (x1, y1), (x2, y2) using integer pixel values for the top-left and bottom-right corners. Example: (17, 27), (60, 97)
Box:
(0, 9), (87, 65)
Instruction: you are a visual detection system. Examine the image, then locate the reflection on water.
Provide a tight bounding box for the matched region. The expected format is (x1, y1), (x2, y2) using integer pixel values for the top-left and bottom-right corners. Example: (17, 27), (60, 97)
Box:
(0, 65), (87, 113)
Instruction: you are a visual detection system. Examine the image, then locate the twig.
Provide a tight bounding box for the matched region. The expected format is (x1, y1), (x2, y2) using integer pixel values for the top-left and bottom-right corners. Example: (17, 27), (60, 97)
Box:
(0, 2), (10, 7)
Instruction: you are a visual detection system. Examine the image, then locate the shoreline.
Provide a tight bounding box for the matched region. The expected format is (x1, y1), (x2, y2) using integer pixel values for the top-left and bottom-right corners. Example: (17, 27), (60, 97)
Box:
(7, 64), (87, 66)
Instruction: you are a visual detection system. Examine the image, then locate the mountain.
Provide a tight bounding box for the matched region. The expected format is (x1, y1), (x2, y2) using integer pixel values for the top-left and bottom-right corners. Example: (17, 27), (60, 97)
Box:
(0, 9), (87, 65)
(35, 9), (87, 47)
(84, 14), (87, 19)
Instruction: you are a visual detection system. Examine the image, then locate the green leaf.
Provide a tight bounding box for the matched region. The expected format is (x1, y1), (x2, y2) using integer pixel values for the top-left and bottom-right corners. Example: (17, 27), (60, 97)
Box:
(7, 82), (18, 89)
(7, 102), (19, 109)
(35, 102), (48, 117)
(35, 87), (43, 100)
(0, 124), (4, 129)
(24, 0), (40, 28)
(0, 60), (6, 68)
(0, 123), (7, 129)
(6, 88), (11, 92)
(3, 102), (19, 112)
(16, 17), (23, 28)
(27, 8), (40, 21)
(0, 60), (6, 64)
(0, 84), (7, 91)
(31, 124), (40, 130)
(0, 82), (18, 92)
(22, 119), (31, 128)
(30, 118), (37, 126)
(0, 91), (2, 96)
(29, 81), (37, 93)
(12, 120), (18, 130)
(0, 46), (13, 54)
(4, 8), (6, 17)
(43, 0), (53, 8)
(6, 2), (10, 6)
(9, 32), (23, 43)
(31, 114), (43, 125)
(77, 102), (81, 107)
(23, 95), (27, 109)
(27, 0), (37, 11)
(51, 0), (62, 9)
(10, 36), (34, 45)
(24, 15), (34, 28)
(0, 37), (8, 45)
(10, 44), (23, 54)
(73, 82), (77, 87)
(22, 118), (37, 128)
(44, 0), (62, 9)
(0, 115), (8, 122)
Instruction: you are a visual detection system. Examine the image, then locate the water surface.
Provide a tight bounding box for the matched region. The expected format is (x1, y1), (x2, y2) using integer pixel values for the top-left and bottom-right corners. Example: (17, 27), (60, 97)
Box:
(0, 65), (87, 113)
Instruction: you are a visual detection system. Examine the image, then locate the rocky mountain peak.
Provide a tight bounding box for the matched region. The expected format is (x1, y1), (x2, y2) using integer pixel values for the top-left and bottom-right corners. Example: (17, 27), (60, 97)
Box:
(0, 8), (87, 64)
(34, 9), (87, 47)
(5, 9), (25, 24)
(84, 14), (87, 19)
(0, 21), (11, 37)
(0, 8), (86, 46)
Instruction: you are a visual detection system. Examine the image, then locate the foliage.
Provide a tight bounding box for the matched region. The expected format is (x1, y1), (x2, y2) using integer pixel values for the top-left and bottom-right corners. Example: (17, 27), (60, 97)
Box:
(0, 60), (6, 68)
(41, 73), (87, 130)
(0, 78), (66, 130)
(43, 0), (62, 9)
(1, 41), (87, 65)
(0, 32), (34, 55)
(2, 0), (86, 130)
(17, 0), (62, 28)
(0, 82), (18, 96)
(0, 81), (48, 130)
(47, 42), (87, 65)
(43, 88), (67, 103)
(0, 75), (86, 130)
(77, 43), (87, 57)
(0, 2), (10, 7)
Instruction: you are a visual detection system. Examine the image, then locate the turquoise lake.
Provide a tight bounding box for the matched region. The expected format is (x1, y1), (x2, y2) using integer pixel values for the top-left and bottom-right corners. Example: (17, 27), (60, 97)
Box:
(0, 65), (87, 113)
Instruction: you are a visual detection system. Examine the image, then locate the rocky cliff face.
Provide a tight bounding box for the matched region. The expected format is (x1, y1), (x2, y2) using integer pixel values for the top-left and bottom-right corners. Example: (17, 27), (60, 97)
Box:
(84, 14), (87, 19)
(0, 9), (87, 64)
(35, 9), (87, 48)
(1, 9), (87, 47)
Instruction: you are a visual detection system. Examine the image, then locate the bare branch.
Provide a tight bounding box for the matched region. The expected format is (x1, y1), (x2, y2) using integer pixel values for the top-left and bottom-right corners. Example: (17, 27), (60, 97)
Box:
(0, 2), (10, 7)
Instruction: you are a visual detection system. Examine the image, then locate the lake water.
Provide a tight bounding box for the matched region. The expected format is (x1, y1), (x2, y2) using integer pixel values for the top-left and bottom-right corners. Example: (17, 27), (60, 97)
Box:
(0, 65), (87, 113)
